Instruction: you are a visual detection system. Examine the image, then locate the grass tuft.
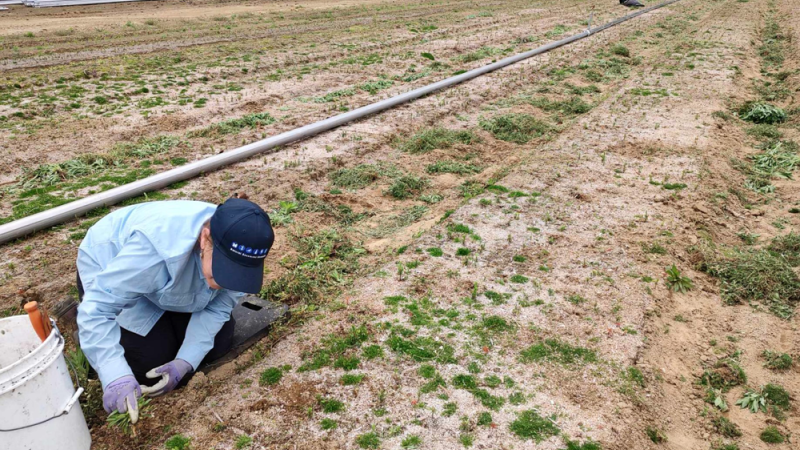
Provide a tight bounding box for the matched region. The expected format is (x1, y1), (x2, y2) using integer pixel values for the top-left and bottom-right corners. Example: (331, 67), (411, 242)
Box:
(738, 102), (787, 124)
(509, 410), (560, 441)
(700, 247), (800, 318)
(399, 127), (480, 154)
(480, 113), (552, 144)
(520, 338), (597, 365)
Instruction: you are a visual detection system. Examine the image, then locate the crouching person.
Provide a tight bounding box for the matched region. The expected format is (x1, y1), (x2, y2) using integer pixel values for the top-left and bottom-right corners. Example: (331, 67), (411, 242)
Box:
(76, 197), (274, 420)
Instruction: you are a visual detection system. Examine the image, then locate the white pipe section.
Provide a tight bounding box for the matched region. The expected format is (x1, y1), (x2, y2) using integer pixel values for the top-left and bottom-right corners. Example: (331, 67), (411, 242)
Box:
(0, 0), (681, 244)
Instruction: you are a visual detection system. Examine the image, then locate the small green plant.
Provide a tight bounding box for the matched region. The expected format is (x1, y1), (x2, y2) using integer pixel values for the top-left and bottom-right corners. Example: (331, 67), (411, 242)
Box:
(401, 435), (422, 448)
(665, 265), (693, 293)
(759, 426), (785, 444)
(735, 390), (767, 413)
(510, 274), (528, 283)
(509, 410), (560, 441)
(738, 101), (787, 124)
(712, 416), (741, 438)
(762, 350), (793, 370)
(459, 433), (474, 447)
(479, 113), (552, 144)
(610, 44), (630, 57)
(427, 247), (443, 257)
(259, 367), (283, 386)
(318, 397), (345, 413)
(387, 176), (429, 199)
(321, 418), (338, 430)
(234, 435), (253, 449)
(164, 434), (191, 450)
(399, 128), (480, 153)
(341, 374), (366, 385)
(426, 160), (482, 175)
(329, 165), (381, 189)
(443, 402), (458, 416)
(477, 412), (493, 426)
(520, 338), (597, 365)
(645, 426), (667, 443)
(456, 247), (471, 256)
(356, 432), (381, 449)
(768, 232), (800, 266)
(363, 345), (384, 359)
(107, 397), (153, 436)
(642, 242), (667, 254)
(562, 441), (602, 450)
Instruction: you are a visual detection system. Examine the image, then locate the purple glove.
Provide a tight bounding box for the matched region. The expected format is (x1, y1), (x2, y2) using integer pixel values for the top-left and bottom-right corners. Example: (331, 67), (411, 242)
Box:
(140, 359), (193, 397)
(103, 375), (142, 417)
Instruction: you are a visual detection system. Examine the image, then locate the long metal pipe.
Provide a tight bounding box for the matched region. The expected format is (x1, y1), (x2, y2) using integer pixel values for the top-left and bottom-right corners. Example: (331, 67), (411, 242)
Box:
(0, 0), (681, 244)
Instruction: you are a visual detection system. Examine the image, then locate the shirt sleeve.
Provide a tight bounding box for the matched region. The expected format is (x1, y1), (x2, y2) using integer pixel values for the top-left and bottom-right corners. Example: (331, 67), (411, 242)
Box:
(77, 232), (170, 388)
(176, 289), (242, 370)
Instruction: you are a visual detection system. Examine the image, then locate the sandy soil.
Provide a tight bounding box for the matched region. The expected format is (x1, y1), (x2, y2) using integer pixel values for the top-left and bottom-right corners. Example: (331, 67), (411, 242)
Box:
(1, 0), (798, 449)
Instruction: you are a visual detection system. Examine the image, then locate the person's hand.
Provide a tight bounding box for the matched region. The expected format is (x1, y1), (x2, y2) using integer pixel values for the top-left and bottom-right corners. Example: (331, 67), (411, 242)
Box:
(140, 359), (193, 397)
(103, 375), (142, 423)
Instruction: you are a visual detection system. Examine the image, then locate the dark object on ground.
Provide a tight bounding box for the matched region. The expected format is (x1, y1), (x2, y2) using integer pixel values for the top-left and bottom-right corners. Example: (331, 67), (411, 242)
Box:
(200, 296), (288, 370)
(621, 0), (645, 7)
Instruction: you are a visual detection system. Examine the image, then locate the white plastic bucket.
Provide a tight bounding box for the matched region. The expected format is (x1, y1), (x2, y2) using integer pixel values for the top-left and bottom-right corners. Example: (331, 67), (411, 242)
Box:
(0, 315), (91, 450)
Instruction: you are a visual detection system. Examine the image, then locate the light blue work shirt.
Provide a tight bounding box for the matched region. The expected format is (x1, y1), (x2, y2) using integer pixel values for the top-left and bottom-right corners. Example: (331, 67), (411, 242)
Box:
(76, 201), (244, 388)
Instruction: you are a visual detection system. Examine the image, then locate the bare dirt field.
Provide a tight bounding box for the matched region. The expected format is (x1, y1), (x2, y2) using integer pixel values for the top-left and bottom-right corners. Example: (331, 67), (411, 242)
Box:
(1, 0), (799, 449)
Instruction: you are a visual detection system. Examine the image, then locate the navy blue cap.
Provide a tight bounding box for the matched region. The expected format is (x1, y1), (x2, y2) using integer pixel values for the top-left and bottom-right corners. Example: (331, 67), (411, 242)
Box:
(210, 198), (274, 294)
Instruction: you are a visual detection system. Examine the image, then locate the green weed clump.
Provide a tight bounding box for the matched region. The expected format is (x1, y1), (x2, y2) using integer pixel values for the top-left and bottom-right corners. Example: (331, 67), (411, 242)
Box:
(329, 164), (381, 189)
(610, 44), (630, 57)
(699, 247), (800, 318)
(562, 441), (602, 450)
(762, 383), (791, 411)
(712, 416), (742, 438)
(458, 46), (502, 63)
(477, 412), (493, 426)
(259, 367), (283, 386)
(746, 124), (782, 140)
(768, 232), (800, 266)
(296, 325), (370, 372)
(341, 373), (365, 385)
(321, 418), (338, 430)
(261, 229), (364, 304)
(164, 434), (191, 450)
(318, 396), (345, 413)
(19, 154), (114, 189)
(189, 112), (275, 137)
(699, 357), (747, 391)
(387, 335), (456, 363)
(480, 113), (552, 144)
(356, 432), (381, 449)
(359, 79), (393, 94)
(528, 97), (593, 115)
(426, 160), (482, 175)
(759, 426), (785, 444)
(235, 435), (253, 449)
(509, 410), (560, 441)
(762, 350), (793, 370)
(401, 435), (422, 448)
(108, 397), (153, 435)
(738, 101), (787, 124)
(749, 141), (799, 179)
(399, 127), (480, 154)
(387, 175), (430, 199)
(519, 338), (597, 365)
(646, 427), (667, 443)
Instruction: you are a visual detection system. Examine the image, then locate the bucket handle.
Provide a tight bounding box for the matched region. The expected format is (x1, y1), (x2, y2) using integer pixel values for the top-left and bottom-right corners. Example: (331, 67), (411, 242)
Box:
(0, 325), (86, 433)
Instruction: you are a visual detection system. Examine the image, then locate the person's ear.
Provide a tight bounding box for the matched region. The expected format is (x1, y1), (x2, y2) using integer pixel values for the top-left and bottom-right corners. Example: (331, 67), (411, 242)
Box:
(200, 227), (212, 250)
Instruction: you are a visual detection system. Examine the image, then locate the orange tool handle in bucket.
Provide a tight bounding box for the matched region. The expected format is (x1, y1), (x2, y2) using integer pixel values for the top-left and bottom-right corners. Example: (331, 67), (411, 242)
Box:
(24, 301), (53, 342)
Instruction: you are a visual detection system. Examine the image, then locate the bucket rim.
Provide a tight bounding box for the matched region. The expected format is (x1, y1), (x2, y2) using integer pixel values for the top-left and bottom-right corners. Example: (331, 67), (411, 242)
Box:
(0, 315), (63, 396)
